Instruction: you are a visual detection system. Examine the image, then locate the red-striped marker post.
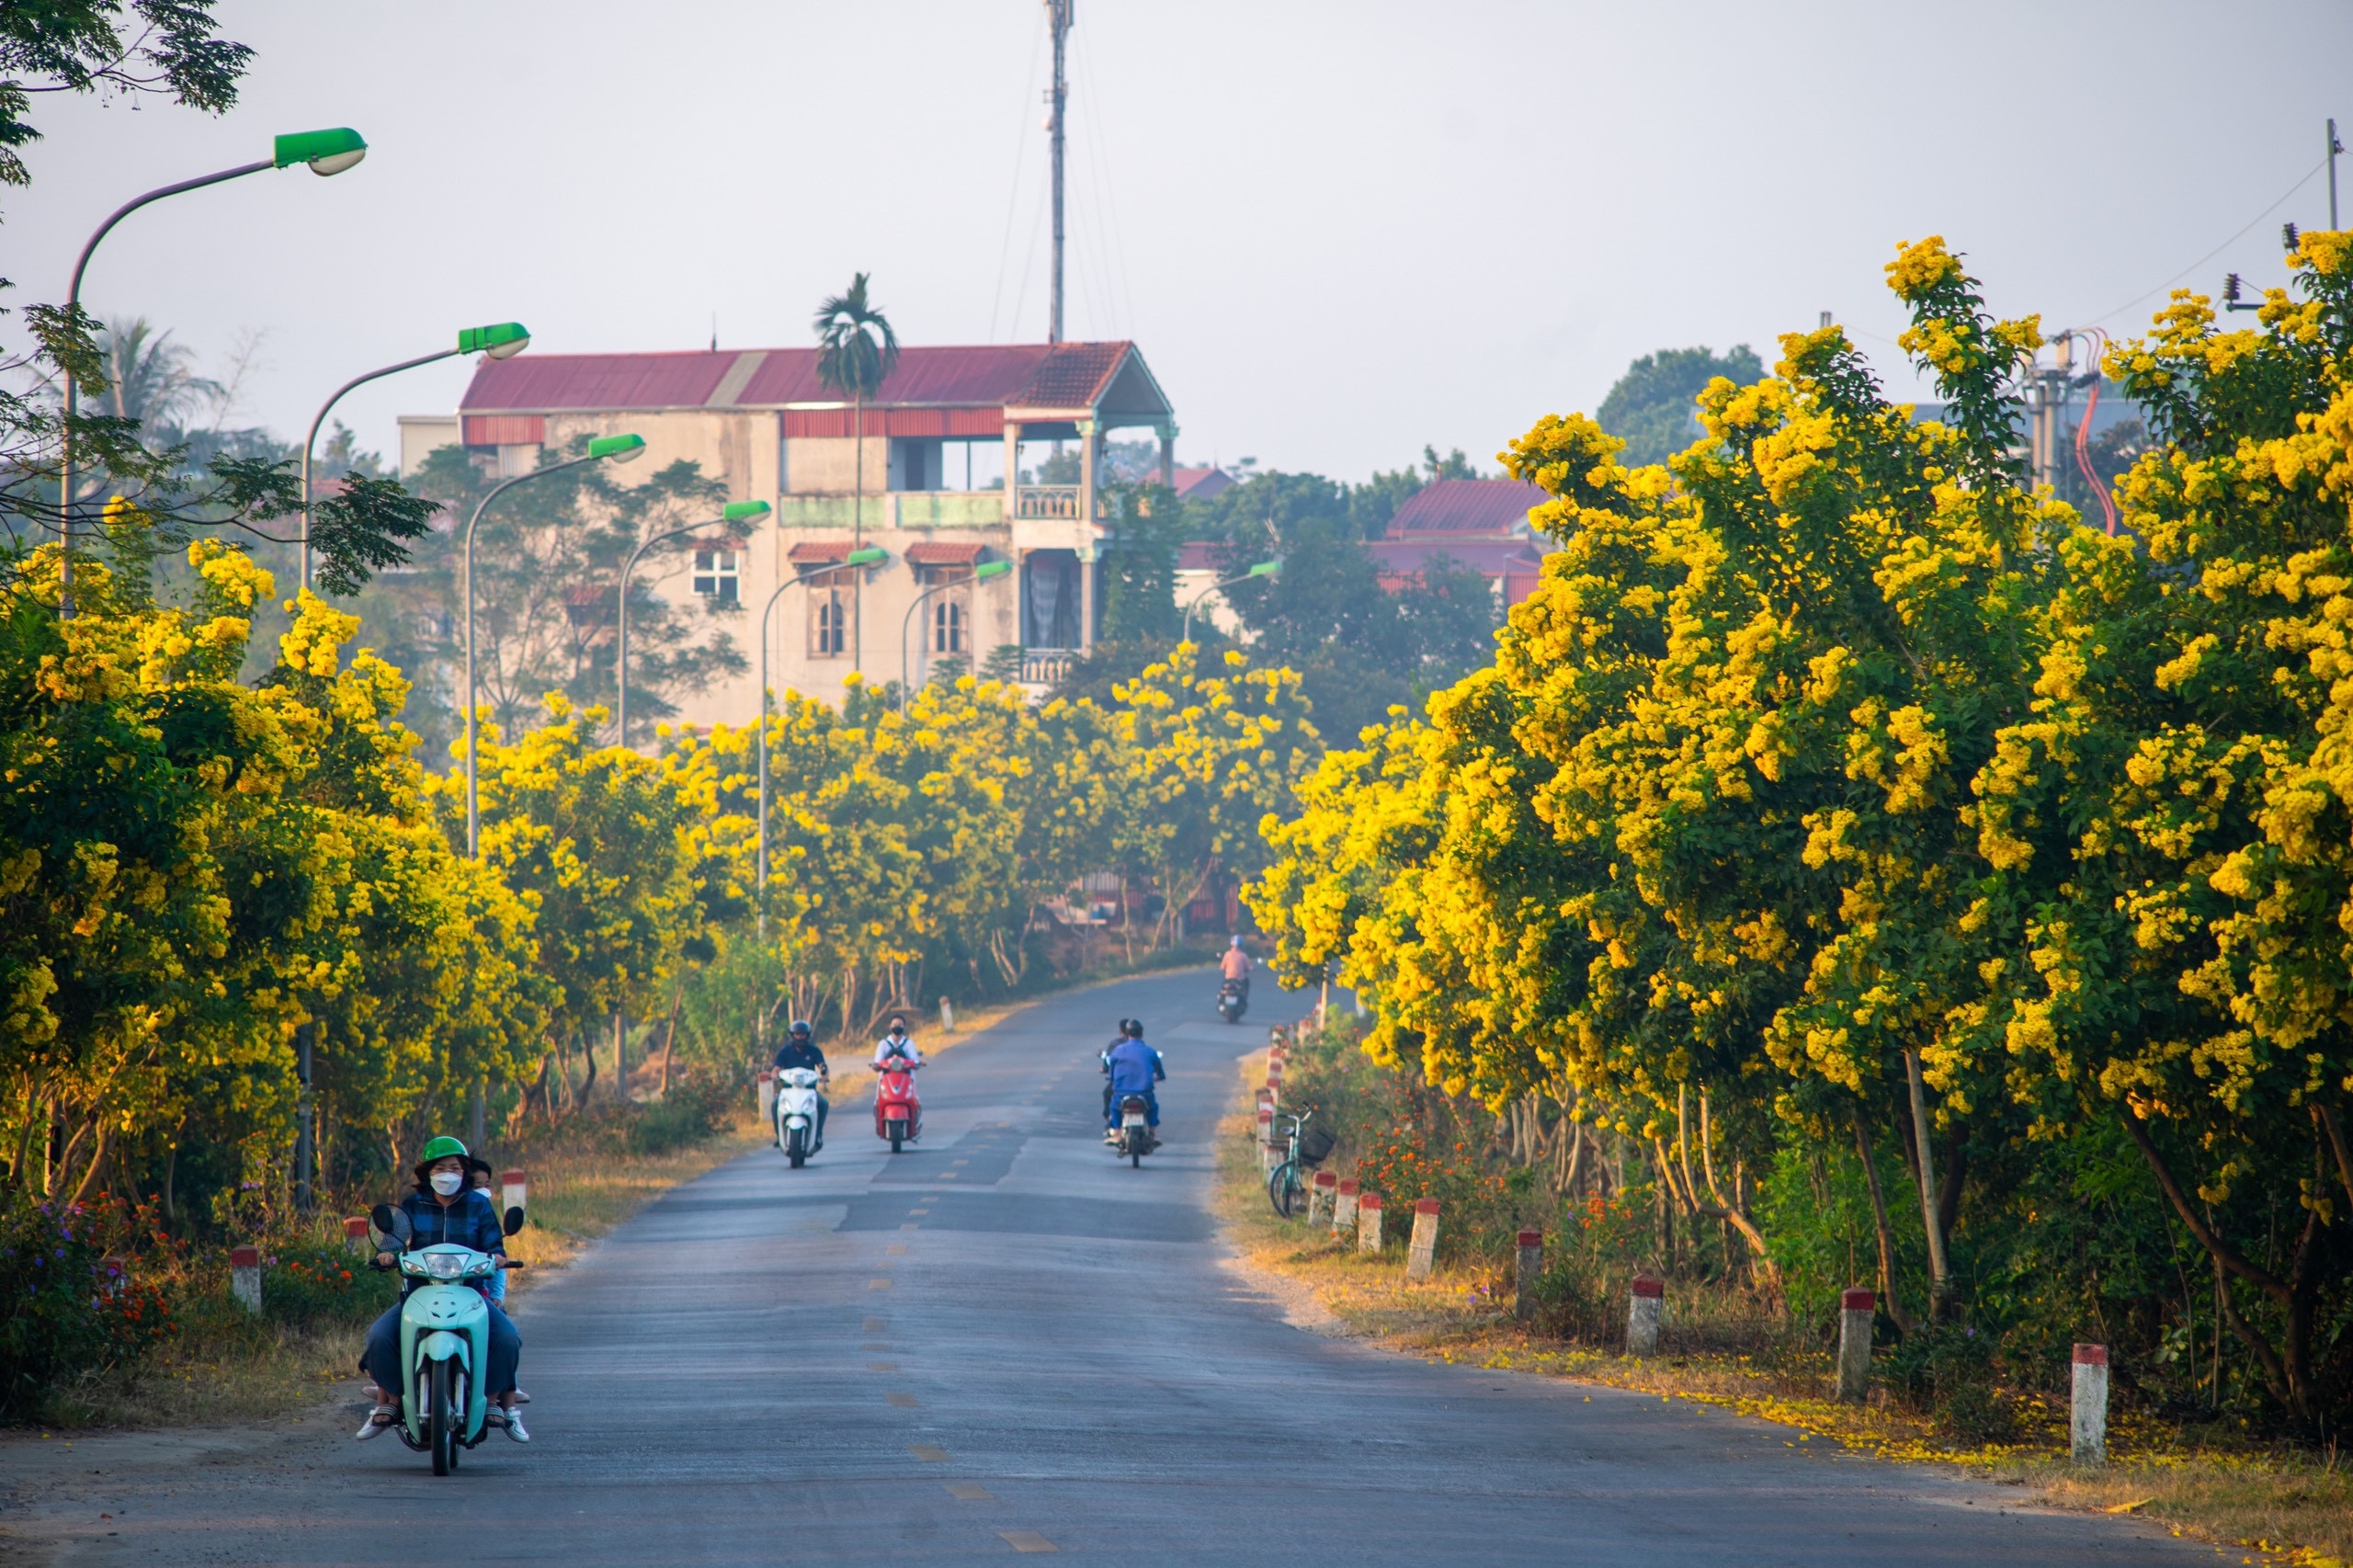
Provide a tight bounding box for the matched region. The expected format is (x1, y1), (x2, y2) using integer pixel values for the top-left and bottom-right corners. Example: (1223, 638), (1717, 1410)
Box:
(1334, 1178), (1359, 1233)
(1309, 1169), (1337, 1224)
(1514, 1228), (1543, 1320)
(1407, 1199), (1439, 1279)
(1357, 1192), (1383, 1254)
(342, 1217), (370, 1257)
(1256, 1106), (1276, 1171)
(1836, 1288), (1873, 1402)
(2071, 1344), (2108, 1463)
(229, 1245), (262, 1314)
(501, 1169), (528, 1215)
(756, 1067), (776, 1124)
(1626, 1275), (1664, 1357)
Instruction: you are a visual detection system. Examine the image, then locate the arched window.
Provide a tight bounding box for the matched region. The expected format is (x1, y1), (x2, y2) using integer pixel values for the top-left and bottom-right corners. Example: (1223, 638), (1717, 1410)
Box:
(932, 596), (965, 653)
(810, 586), (847, 656)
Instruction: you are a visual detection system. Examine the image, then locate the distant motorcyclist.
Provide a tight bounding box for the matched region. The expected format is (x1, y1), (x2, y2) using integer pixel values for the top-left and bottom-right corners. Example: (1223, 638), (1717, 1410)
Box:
(872, 1015), (924, 1070)
(357, 1136), (527, 1443)
(772, 1019), (830, 1147)
(1221, 937), (1253, 1002)
(1101, 1018), (1136, 1122)
(1102, 1018), (1165, 1142)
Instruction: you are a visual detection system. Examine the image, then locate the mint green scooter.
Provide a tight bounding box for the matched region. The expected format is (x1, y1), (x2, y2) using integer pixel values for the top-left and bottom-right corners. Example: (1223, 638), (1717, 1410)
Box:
(369, 1201), (525, 1475)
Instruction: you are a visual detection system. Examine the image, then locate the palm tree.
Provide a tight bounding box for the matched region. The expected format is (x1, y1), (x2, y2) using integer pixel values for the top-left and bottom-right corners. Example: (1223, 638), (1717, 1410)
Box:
(813, 274), (899, 672)
(97, 317), (222, 432)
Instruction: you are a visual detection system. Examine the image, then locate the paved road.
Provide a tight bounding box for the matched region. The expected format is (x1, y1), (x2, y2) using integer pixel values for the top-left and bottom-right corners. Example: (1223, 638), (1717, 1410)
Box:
(5, 970), (2198, 1564)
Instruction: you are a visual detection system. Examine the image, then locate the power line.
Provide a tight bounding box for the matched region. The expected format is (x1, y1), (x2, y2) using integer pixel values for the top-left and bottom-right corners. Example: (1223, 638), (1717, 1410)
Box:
(978, 21), (1044, 341)
(2081, 155), (2326, 329)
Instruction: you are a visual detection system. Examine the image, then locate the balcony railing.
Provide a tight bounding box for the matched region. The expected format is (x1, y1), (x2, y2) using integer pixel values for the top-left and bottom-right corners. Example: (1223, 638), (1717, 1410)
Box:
(1018, 649), (1078, 685)
(1014, 484), (1085, 519)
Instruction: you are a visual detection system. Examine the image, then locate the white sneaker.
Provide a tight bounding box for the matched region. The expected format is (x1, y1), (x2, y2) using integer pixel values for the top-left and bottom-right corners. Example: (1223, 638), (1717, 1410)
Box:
(498, 1406), (530, 1442)
(354, 1404), (396, 1440)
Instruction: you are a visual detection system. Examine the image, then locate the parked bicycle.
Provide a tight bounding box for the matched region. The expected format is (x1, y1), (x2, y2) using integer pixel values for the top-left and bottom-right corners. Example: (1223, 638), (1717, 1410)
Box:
(1266, 1108), (1335, 1218)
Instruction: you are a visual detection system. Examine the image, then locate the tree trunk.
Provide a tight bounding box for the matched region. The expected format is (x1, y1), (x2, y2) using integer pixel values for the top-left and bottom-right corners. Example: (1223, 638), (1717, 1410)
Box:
(2123, 1109), (2320, 1421)
(1903, 1051), (1951, 1318)
(657, 982), (683, 1097)
(1852, 1105), (1913, 1333)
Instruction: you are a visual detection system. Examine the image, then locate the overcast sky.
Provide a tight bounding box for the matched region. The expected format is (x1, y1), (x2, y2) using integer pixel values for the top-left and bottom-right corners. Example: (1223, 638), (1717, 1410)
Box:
(14, 1), (2350, 482)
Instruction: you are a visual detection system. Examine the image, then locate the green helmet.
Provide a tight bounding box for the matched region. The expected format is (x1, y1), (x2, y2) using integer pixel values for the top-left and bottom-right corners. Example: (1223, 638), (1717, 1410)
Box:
(419, 1135), (469, 1164)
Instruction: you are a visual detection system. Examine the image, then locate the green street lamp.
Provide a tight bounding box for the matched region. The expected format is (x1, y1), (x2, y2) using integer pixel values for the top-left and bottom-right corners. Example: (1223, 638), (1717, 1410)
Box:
(465, 432), (647, 855)
(56, 129), (369, 614)
(300, 322), (529, 591)
(1181, 558), (1280, 644)
(900, 558), (1012, 711)
(615, 499), (770, 748)
(756, 544), (886, 935)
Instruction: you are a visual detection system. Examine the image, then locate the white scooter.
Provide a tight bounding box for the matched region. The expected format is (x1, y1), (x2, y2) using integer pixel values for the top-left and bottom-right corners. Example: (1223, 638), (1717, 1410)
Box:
(776, 1066), (824, 1167)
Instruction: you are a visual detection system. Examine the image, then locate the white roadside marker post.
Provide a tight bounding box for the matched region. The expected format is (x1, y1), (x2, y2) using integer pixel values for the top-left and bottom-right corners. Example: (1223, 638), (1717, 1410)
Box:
(1309, 1169), (1336, 1224)
(939, 995), (955, 1032)
(501, 1169), (528, 1216)
(230, 1245), (262, 1315)
(1358, 1192), (1383, 1254)
(1407, 1199), (1438, 1279)
(1836, 1288), (1874, 1402)
(757, 1068), (776, 1126)
(1514, 1228), (1543, 1320)
(1626, 1275), (1664, 1357)
(1256, 1106), (1276, 1173)
(1334, 1178), (1359, 1234)
(343, 1217), (370, 1257)
(2072, 1343), (2109, 1463)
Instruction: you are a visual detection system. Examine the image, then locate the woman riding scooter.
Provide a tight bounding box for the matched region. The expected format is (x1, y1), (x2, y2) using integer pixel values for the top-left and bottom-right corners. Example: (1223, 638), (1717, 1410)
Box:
(355, 1136), (528, 1442)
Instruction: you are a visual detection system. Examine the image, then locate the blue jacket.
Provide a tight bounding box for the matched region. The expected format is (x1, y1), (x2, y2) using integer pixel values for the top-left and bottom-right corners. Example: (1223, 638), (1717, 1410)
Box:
(395, 1187), (506, 1297)
(1106, 1039), (1165, 1096)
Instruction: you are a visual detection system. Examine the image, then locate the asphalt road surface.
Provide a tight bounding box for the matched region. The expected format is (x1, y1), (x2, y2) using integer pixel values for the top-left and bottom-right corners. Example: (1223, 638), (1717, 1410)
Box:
(2, 969), (2202, 1564)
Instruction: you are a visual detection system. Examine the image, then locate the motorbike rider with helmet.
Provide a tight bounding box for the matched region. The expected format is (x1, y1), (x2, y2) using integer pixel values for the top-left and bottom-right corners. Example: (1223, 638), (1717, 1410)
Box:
(772, 1019), (830, 1148)
(872, 1015), (924, 1070)
(1102, 1018), (1166, 1143)
(356, 1136), (527, 1442)
(1221, 936), (1253, 1003)
(1100, 1018), (1135, 1124)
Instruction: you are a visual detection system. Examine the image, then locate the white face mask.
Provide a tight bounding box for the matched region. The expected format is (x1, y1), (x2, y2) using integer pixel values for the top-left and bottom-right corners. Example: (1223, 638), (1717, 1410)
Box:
(430, 1170), (465, 1197)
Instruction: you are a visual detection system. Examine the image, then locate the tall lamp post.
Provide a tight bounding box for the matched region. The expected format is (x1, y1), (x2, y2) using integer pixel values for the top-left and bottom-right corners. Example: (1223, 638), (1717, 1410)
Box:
(1181, 559), (1281, 644)
(465, 432), (648, 856)
(615, 499), (771, 747)
(756, 546), (886, 936)
(301, 322), (529, 591)
(59, 128), (369, 614)
(900, 559), (1011, 710)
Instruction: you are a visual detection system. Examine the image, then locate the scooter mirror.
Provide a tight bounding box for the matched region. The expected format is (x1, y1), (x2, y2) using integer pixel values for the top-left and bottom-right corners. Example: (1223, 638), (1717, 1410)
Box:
(369, 1202), (409, 1246)
(504, 1205), (526, 1236)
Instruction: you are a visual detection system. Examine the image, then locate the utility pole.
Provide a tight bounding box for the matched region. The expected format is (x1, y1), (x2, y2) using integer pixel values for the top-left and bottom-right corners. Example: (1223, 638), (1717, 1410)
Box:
(1045, 0), (1073, 344)
(2330, 118), (2342, 232)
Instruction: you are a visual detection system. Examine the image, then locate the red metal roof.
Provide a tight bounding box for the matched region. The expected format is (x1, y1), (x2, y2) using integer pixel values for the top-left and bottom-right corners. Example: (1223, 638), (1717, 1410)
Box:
(1384, 479), (1549, 538)
(1173, 467), (1235, 504)
(460, 342), (1155, 417)
(904, 541), (988, 565)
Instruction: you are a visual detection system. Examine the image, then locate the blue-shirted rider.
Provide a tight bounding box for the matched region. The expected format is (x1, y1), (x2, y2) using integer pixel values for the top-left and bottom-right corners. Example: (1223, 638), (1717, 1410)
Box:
(356, 1136), (527, 1442)
(1101, 1018), (1165, 1142)
(771, 1018), (830, 1147)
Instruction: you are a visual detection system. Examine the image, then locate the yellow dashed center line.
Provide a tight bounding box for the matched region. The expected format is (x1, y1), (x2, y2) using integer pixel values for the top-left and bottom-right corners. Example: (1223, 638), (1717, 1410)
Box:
(947, 1483), (993, 1501)
(886, 1392), (919, 1408)
(868, 1361), (897, 1372)
(908, 1445), (950, 1462)
(869, 1278), (892, 1290)
(886, 1244), (906, 1255)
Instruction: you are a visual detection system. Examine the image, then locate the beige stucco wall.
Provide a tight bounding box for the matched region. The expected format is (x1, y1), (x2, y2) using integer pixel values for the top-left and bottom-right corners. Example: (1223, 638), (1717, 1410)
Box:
(522, 408), (1034, 738)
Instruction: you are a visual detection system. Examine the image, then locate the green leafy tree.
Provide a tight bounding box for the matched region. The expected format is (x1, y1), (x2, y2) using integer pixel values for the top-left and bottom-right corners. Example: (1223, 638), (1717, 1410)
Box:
(1597, 345), (1765, 466)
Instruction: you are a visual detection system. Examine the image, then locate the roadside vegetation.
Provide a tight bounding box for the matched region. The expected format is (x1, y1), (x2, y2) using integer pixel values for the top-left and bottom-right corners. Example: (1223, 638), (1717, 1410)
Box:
(1242, 227), (2353, 1562)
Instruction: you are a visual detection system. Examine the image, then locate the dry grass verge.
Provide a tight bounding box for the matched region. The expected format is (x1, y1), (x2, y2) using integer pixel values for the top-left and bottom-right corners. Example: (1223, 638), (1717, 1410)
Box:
(1216, 1050), (2353, 1567)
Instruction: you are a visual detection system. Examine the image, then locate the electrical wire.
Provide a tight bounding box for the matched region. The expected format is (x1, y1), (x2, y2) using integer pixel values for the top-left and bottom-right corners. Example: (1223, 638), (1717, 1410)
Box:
(987, 20), (1047, 343)
(2081, 155), (2326, 329)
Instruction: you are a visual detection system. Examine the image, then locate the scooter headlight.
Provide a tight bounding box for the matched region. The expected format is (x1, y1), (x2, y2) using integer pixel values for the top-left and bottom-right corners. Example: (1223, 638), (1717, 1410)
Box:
(416, 1251), (471, 1280)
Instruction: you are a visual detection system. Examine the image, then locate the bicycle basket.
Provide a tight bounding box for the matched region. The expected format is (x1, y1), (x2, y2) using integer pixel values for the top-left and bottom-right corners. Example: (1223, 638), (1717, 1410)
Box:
(1298, 1126), (1336, 1165)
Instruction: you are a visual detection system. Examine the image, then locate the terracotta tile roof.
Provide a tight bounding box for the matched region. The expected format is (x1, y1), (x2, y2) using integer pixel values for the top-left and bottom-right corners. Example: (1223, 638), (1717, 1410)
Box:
(904, 541), (987, 565)
(1385, 478), (1550, 538)
(786, 540), (854, 562)
(1173, 466), (1235, 503)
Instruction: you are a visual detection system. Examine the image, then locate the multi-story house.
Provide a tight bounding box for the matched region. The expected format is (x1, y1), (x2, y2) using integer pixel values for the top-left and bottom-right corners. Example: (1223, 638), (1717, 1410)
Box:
(399, 338), (1176, 739)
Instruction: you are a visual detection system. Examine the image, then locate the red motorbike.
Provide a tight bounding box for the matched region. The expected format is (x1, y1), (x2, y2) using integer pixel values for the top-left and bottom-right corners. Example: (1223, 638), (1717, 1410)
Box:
(874, 1057), (922, 1153)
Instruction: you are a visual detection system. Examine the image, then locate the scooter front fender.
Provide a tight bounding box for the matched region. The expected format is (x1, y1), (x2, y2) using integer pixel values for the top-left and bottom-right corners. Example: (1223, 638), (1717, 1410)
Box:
(399, 1285), (491, 1442)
